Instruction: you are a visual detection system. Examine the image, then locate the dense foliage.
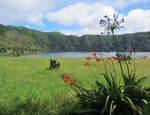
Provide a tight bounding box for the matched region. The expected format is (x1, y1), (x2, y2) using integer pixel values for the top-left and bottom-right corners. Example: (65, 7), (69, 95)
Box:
(0, 24), (150, 56)
(63, 52), (150, 115)
(61, 14), (150, 115)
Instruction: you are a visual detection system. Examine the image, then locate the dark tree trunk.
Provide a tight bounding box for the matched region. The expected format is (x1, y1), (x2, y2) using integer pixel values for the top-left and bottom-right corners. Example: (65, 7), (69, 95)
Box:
(49, 59), (60, 69)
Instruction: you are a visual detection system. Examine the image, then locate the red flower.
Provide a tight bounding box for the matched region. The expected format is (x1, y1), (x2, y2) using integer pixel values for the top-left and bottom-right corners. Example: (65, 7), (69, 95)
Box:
(71, 79), (77, 85)
(93, 52), (97, 57)
(62, 72), (70, 79)
(113, 56), (118, 61)
(62, 72), (71, 83)
(95, 57), (101, 62)
(62, 72), (77, 85)
(86, 56), (91, 61)
(84, 62), (90, 67)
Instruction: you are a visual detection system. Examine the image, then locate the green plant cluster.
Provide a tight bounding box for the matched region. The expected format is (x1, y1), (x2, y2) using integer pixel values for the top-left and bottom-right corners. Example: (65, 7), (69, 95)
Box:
(71, 54), (150, 115)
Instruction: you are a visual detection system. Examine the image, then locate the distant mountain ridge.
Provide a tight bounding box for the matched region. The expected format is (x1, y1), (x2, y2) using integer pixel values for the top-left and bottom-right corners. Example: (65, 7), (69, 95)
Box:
(0, 24), (150, 55)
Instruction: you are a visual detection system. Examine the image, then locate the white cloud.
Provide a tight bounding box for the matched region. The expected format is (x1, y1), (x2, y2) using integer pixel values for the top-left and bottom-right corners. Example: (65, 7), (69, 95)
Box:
(101, 0), (150, 9)
(50, 2), (150, 35)
(0, 0), (57, 25)
(47, 2), (117, 35)
(47, 2), (116, 26)
(124, 9), (150, 33)
(1, 0), (150, 35)
(27, 13), (43, 25)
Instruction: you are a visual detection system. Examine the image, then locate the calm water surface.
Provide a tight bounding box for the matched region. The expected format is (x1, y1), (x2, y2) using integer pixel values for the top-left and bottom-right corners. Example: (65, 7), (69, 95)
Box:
(24, 52), (150, 58)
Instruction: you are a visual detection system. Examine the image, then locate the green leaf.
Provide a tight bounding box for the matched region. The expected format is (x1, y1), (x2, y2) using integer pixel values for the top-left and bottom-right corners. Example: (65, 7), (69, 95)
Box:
(124, 96), (137, 114)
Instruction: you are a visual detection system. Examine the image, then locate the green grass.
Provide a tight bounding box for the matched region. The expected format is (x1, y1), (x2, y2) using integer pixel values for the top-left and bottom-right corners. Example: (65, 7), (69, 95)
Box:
(0, 57), (150, 115)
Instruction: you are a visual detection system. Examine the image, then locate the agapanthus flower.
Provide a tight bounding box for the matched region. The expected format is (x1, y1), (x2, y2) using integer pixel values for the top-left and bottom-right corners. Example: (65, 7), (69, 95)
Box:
(100, 13), (124, 35)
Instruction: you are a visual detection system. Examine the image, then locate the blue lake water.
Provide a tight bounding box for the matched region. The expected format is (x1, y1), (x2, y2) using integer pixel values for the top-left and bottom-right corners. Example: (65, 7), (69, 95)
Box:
(23, 52), (150, 58)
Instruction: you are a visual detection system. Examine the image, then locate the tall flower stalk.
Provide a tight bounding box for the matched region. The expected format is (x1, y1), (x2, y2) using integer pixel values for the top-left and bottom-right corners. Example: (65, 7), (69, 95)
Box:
(100, 14), (124, 38)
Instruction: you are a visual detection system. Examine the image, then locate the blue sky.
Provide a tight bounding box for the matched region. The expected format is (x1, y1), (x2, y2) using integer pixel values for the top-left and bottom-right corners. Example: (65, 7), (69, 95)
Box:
(0, 0), (150, 36)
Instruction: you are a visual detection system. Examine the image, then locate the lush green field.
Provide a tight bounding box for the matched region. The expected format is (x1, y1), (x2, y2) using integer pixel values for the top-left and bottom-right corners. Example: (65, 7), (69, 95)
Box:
(0, 57), (150, 115)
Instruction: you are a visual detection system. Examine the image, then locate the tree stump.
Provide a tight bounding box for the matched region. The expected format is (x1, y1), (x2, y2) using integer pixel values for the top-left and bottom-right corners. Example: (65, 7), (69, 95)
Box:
(49, 59), (60, 69)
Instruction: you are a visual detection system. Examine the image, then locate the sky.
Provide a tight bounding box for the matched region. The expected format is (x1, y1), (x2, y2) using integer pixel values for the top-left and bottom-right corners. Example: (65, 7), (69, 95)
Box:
(0, 0), (150, 36)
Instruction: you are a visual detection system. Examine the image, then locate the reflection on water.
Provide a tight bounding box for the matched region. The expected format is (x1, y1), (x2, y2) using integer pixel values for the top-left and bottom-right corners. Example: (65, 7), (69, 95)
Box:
(23, 52), (150, 58)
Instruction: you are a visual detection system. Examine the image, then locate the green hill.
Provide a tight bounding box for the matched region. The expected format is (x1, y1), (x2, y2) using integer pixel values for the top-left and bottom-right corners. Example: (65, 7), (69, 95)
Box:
(0, 24), (150, 56)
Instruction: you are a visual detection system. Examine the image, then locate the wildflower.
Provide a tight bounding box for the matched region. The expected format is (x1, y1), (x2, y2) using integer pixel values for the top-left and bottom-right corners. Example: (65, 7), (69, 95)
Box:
(95, 57), (101, 62)
(62, 72), (70, 79)
(113, 56), (118, 61)
(64, 76), (71, 82)
(62, 72), (77, 85)
(71, 79), (77, 85)
(86, 56), (91, 61)
(100, 13), (124, 35)
(93, 52), (97, 57)
(84, 62), (90, 67)
(62, 72), (71, 83)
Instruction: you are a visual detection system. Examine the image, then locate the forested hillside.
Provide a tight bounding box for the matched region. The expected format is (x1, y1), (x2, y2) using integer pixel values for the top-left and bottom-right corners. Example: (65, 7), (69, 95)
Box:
(0, 24), (150, 55)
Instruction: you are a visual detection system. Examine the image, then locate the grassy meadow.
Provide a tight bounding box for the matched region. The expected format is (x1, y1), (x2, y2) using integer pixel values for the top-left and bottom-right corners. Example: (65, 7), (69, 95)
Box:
(0, 57), (150, 115)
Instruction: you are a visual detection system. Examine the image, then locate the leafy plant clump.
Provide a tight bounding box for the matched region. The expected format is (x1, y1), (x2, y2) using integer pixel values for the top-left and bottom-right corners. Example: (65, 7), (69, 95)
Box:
(71, 52), (150, 115)
(62, 14), (150, 115)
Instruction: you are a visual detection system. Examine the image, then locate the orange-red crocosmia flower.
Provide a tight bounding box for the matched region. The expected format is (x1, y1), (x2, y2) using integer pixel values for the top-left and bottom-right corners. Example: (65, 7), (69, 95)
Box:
(95, 57), (101, 62)
(86, 56), (91, 61)
(62, 72), (70, 79)
(62, 72), (71, 84)
(62, 72), (77, 85)
(93, 52), (97, 57)
(71, 79), (77, 85)
(64, 76), (71, 83)
(113, 56), (118, 61)
(84, 62), (89, 67)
